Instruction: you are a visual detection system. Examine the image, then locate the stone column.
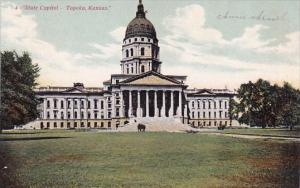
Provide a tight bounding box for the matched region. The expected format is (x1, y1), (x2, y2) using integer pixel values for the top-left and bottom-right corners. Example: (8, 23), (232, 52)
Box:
(169, 91), (174, 117)
(137, 90), (141, 117)
(154, 91), (158, 117)
(43, 98), (47, 119)
(161, 91), (165, 117)
(129, 90), (132, 117)
(146, 90), (149, 117)
(177, 90), (182, 117)
(120, 91), (124, 117)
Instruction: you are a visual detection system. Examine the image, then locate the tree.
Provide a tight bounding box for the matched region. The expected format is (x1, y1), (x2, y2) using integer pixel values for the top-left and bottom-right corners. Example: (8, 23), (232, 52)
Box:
(277, 83), (300, 130)
(0, 51), (40, 132)
(232, 79), (300, 129)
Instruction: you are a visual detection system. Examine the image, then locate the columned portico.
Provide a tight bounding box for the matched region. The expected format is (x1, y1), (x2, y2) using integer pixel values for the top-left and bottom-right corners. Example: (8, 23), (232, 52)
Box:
(123, 87), (184, 119)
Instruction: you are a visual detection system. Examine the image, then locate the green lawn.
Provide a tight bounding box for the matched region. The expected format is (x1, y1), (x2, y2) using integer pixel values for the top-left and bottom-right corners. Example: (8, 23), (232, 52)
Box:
(0, 130), (299, 188)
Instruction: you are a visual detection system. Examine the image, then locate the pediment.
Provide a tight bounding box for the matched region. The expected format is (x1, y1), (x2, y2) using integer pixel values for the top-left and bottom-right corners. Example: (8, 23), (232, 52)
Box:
(64, 88), (84, 93)
(121, 71), (182, 86)
(194, 89), (215, 95)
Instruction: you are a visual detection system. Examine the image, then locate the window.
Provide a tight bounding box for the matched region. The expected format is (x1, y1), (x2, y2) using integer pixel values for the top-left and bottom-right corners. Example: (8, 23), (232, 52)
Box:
(108, 112), (111, 118)
(61, 101), (64, 109)
(101, 122), (104, 128)
(81, 122), (84, 127)
(198, 101), (200, 108)
(108, 122), (111, 128)
(116, 80), (119, 84)
(126, 49), (129, 57)
(208, 121), (211, 126)
(135, 38), (137, 41)
(68, 112), (71, 119)
(208, 112), (211, 118)
(203, 112), (206, 118)
(214, 101), (216, 109)
(54, 99), (57, 109)
(141, 47), (145, 56)
(74, 111), (77, 119)
(219, 111), (222, 118)
(47, 122), (50, 128)
(81, 112), (84, 119)
(94, 112), (98, 119)
(131, 67), (133, 73)
(81, 100), (84, 108)
(130, 48), (133, 56)
(68, 100), (71, 108)
(54, 122), (57, 128)
(225, 101), (228, 109)
(208, 101), (211, 109)
(127, 67), (129, 74)
(74, 122), (77, 128)
(54, 111), (57, 119)
(214, 121), (217, 126)
(141, 38), (144, 41)
(225, 112), (227, 118)
(47, 112), (50, 119)
(116, 99), (120, 105)
(191, 101), (194, 108)
(198, 112), (200, 118)
(88, 101), (91, 109)
(100, 101), (104, 109)
(203, 101), (206, 109)
(61, 112), (64, 119)
(94, 99), (98, 108)
(94, 122), (97, 128)
(192, 112), (194, 118)
(219, 121), (222, 126)
(87, 122), (91, 127)
(129, 39), (131, 43)
(141, 65), (145, 73)
(74, 100), (78, 108)
(47, 100), (50, 108)
(219, 101), (222, 108)
(67, 122), (70, 128)
(60, 122), (64, 128)
(88, 112), (91, 119)
(214, 112), (216, 118)
(40, 122), (44, 129)
(148, 38), (151, 42)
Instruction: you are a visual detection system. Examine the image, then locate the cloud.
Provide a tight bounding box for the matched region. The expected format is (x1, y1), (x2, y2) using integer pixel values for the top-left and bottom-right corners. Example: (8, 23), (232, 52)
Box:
(161, 4), (300, 89)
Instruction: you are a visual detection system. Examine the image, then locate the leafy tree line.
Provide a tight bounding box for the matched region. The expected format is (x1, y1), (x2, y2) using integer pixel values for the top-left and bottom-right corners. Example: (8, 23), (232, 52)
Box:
(0, 51), (40, 132)
(231, 79), (300, 129)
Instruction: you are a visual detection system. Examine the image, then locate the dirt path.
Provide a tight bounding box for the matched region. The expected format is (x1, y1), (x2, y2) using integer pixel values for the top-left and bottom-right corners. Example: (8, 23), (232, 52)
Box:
(203, 132), (300, 142)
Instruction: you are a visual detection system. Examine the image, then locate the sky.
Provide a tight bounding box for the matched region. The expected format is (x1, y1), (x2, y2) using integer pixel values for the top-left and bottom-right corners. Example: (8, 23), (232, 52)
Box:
(1, 0), (300, 89)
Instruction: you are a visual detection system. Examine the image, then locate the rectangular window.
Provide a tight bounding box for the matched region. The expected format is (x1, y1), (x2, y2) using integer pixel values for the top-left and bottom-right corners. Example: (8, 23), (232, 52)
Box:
(67, 122), (70, 128)
(225, 112), (227, 118)
(214, 112), (216, 118)
(74, 122), (77, 128)
(94, 112), (98, 119)
(88, 101), (91, 109)
(208, 101), (211, 109)
(203, 112), (206, 118)
(100, 101), (104, 109)
(60, 122), (64, 128)
(47, 112), (50, 119)
(68, 100), (71, 109)
(225, 101), (228, 109)
(87, 122), (91, 127)
(81, 122), (84, 127)
(101, 122), (104, 128)
(47, 122), (50, 128)
(214, 101), (216, 109)
(54, 99), (57, 109)
(74, 101), (78, 109)
(47, 100), (50, 108)
(68, 112), (71, 119)
(108, 112), (111, 118)
(94, 99), (98, 109)
(208, 112), (211, 118)
(219, 101), (222, 109)
(116, 108), (119, 117)
(88, 112), (91, 119)
(54, 122), (57, 128)
(203, 101), (205, 109)
(219, 111), (222, 118)
(94, 122), (97, 128)
(61, 100), (64, 109)
(81, 112), (84, 119)
(108, 122), (111, 128)
(81, 100), (84, 108)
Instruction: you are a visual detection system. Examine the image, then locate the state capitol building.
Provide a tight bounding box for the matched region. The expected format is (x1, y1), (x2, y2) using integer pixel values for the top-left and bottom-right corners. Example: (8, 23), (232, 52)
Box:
(32, 1), (236, 130)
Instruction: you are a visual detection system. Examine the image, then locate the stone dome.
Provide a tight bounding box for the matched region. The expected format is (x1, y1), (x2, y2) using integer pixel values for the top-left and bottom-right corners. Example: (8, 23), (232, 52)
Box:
(124, 0), (157, 41)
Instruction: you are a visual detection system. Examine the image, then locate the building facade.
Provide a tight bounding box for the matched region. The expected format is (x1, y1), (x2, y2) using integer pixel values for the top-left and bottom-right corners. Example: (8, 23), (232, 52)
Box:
(32, 1), (236, 129)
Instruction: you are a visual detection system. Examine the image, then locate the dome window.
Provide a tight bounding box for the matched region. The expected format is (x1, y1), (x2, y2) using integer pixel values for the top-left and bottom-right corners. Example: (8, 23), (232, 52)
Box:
(130, 48), (133, 56)
(141, 47), (145, 56)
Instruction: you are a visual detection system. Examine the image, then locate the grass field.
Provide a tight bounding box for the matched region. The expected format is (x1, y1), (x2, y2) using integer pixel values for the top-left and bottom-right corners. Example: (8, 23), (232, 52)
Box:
(0, 130), (299, 188)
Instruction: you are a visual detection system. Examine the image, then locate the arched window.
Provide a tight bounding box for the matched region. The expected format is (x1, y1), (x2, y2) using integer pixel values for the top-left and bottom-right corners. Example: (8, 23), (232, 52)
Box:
(130, 48), (133, 56)
(141, 47), (145, 56)
(141, 65), (145, 73)
(126, 49), (129, 57)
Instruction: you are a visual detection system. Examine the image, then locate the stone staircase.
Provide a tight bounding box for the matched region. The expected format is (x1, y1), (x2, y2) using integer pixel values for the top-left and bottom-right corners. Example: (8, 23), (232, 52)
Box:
(118, 117), (198, 132)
